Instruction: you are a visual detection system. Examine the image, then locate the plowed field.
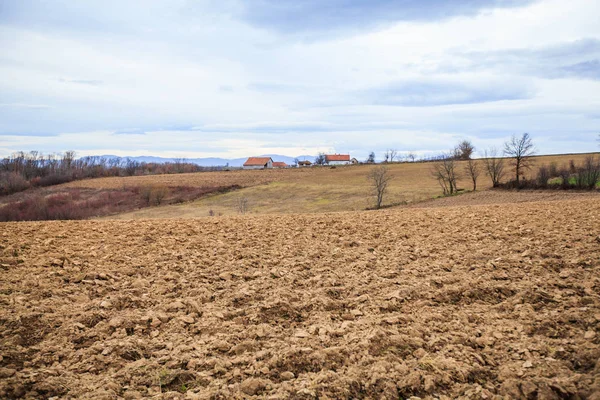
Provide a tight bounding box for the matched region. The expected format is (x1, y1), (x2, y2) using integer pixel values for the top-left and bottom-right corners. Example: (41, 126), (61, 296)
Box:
(1, 197), (599, 399)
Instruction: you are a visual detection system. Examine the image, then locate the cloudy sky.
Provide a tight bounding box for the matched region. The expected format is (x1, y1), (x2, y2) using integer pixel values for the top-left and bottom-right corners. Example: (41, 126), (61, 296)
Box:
(1, 0), (599, 160)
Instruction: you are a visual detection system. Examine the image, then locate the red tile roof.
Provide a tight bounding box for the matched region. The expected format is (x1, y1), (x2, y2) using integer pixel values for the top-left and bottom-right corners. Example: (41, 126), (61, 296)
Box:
(243, 157), (272, 166)
(272, 162), (288, 168)
(325, 154), (350, 162)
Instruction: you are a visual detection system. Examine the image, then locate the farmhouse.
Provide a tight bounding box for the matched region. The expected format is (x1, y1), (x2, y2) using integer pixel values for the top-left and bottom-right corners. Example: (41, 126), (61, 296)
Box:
(272, 162), (288, 169)
(325, 154), (351, 166)
(243, 157), (273, 170)
(298, 160), (312, 167)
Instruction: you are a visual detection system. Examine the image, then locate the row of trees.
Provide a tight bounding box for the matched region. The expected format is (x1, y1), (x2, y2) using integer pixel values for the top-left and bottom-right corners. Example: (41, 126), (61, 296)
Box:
(0, 151), (213, 196)
(432, 133), (536, 195)
(433, 133), (600, 194)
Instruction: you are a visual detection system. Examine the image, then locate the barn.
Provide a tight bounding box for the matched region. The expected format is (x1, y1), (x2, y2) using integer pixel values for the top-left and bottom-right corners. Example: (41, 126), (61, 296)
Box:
(325, 154), (351, 166)
(272, 161), (288, 169)
(243, 157), (273, 170)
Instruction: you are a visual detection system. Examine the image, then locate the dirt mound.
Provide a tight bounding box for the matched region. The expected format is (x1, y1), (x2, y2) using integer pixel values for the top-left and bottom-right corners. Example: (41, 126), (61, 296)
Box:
(1, 197), (599, 398)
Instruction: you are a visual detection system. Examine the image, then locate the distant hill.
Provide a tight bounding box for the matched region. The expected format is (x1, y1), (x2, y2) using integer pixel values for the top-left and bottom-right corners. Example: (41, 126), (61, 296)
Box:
(95, 154), (316, 167)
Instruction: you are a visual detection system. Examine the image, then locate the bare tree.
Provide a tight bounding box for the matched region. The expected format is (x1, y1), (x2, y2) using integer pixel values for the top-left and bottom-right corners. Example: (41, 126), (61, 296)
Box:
(455, 140), (475, 160)
(431, 155), (459, 195)
(368, 166), (393, 209)
(236, 197), (249, 214)
(173, 158), (187, 173)
(407, 152), (416, 162)
(504, 133), (536, 184)
(483, 147), (506, 187)
(293, 158), (299, 167)
(384, 149), (398, 163)
(366, 152), (376, 163)
(464, 158), (480, 191)
(314, 153), (326, 165)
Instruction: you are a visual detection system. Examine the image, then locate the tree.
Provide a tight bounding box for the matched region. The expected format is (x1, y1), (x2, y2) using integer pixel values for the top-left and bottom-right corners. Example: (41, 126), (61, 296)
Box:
(483, 147), (505, 187)
(314, 153), (326, 165)
(407, 152), (417, 162)
(431, 155), (459, 195)
(293, 158), (299, 167)
(384, 149), (398, 163)
(504, 133), (535, 184)
(455, 140), (475, 160)
(368, 166), (393, 209)
(236, 197), (249, 214)
(366, 152), (376, 163)
(464, 158), (480, 191)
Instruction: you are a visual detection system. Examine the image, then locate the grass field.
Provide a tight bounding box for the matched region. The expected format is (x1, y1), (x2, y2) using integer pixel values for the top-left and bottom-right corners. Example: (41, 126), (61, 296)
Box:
(88, 153), (598, 219)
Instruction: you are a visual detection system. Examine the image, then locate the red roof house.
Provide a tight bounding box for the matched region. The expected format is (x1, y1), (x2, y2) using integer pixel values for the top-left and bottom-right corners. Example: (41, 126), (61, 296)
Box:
(243, 157), (273, 169)
(324, 154), (351, 165)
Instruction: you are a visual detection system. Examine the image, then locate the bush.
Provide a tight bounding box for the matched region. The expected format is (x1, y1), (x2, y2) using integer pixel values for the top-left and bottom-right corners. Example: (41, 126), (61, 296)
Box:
(536, 165), (550, 188)
(498, 157), (600, 191)
(33, 174), (74, 187)
(576, 156), (600, 189)
(140, 184), (170, 206)
(0, 172), (30, 195)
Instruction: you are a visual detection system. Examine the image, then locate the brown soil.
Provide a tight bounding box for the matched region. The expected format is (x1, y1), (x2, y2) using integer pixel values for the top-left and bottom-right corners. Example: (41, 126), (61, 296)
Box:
(407, 190), (600, 208)
(1, 197), (599, 399)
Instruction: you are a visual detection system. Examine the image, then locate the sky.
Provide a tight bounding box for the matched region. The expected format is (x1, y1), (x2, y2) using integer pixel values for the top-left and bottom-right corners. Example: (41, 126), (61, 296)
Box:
(1, 0), (599, 160)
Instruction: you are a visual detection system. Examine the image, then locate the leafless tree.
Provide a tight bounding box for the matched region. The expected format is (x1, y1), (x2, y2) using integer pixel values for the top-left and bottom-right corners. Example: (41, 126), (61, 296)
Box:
(173, 158), (187, 173)
(431, 155), (459, 195)
(407, 152), (417, 162)
(368, 166), (393, 209)
(483, 147), (506, 187)
(153, 185), (168, 205)
(384, 149), (398, 163)
(464, 158), (480, 191)
(366, 152), (376, 163)
(455, 140), (475, 160)
(504, 133), (536, 184)
(293, 158), (299, 167)
(314, 153), (326, 165)
(236, 197), (249, 214)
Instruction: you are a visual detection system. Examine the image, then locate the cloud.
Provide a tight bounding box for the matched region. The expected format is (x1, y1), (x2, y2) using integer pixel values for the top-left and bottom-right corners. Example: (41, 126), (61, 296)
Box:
(454, 38), (600, 80)
(58, 78), (103, 86)
(113, 128), (146, 135)
(0, 0), (599, 159)
(240, 0), (538, 34)
(0, 103), (52, 109)
(357, 80), (534, 107)
(559, 60), (600, 80)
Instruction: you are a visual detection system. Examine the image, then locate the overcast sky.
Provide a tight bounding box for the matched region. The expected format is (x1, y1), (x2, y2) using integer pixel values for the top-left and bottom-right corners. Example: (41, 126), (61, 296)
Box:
(1, 0), (599, 160)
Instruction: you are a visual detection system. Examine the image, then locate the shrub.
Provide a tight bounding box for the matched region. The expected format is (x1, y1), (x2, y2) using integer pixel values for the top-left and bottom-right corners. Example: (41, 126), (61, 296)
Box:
(536, 165), (550, 188)
(0, 172), (29, 195)
(576, 156), (600, 189)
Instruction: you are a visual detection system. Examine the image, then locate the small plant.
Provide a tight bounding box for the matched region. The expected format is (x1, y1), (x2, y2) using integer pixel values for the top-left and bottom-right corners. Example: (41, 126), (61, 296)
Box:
(236, 197), (249, 214)
(208, 209), (215, 217)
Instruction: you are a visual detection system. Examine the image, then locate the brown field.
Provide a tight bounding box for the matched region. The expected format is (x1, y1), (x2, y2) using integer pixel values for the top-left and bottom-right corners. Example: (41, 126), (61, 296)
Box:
(77, 152), (597, 219)
(1, 193), (599, 399)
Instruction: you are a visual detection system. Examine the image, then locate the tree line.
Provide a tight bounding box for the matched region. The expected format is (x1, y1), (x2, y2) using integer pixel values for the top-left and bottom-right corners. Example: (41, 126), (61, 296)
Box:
(0, 151), (215, 196)
(432, 133), (600, 195)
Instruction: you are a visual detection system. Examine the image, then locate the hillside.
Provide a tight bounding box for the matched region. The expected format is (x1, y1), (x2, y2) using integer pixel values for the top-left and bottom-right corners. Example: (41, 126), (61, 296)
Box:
(1, 196), (599, 398)
(85, 153), (597, 219)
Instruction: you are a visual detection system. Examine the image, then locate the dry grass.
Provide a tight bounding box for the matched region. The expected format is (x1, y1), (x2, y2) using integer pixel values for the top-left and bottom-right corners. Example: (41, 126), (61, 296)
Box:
(94, 153), (599, 219)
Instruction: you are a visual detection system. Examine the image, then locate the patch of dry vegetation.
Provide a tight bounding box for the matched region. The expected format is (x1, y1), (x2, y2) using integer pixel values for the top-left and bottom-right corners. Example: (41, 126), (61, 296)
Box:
(101, 153), (598, 219)
(1, 197), (599, 398)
